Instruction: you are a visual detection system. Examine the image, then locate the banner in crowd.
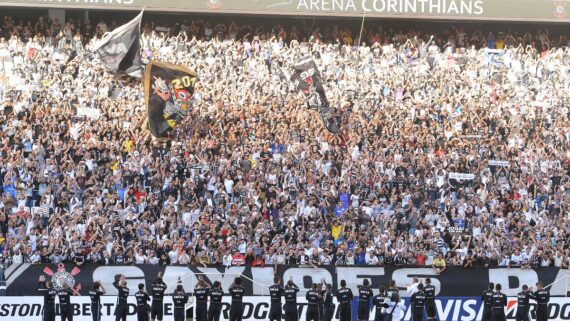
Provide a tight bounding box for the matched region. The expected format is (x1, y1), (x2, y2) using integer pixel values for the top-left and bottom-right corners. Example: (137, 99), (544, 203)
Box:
(76, 107), (102, 120)
(488, 160), (510, 167)
(144, 61), (197, 138)
(1, 0), (568, 22)
(448, 173), (475, 180)
(291, 56), (340, 134)
(4, 265), (570, 297)
(91, 10), (143, 78)
(1, 296), (569, 321)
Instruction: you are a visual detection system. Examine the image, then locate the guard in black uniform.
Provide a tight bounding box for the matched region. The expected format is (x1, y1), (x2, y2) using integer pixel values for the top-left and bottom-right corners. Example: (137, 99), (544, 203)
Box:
(173, 285), (188, 321)
(229, 277), (245, 321)
(411, 283), (426, 321)
(90, 281), (106, 321)
(373, 285), (388, 321)
(424, 278), (437, 321)
(481, 283), (495, 321)
(114, 275), (130, 321)
(336, 280), (353, 321)
(57, 283), (74, 321)
(38, 275), (57, 321)
(516, 285), (533, 321)
(195, 277), (210, 321)
(318, 281), (326, 321)
(322, 283), (335, 321)
(306, 283), (321, 321)
(533, 282), (550, 321)
(269, 277), (285, 321)
(208, 281), (224, 321)
(491, 284), (507, 321)
(358, 279), (373, 321)
(284, 279), (300, 321)
(135, 283), (151, 321)
(151, 273), (168, 321)
(386, 280), (398, 301)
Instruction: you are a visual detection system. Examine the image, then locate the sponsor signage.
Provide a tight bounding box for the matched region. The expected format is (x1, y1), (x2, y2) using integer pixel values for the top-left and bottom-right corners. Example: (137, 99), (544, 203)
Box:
(4, 265), (570, 298)
(1, 297), (569, 321)
(0, 0), (568, 22)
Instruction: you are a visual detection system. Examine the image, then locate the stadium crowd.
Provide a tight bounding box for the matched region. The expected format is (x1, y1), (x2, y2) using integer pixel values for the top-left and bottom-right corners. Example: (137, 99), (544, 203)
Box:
(0, 15), (569, 271)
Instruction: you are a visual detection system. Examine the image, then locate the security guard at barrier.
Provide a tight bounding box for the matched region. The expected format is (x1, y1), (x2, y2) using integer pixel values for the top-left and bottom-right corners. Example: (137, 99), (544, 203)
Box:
(322, 283), (335, 321)
(306, 283), (320, 321)
(89, 281), (106, 321)
(38, 275), (57, 321)
(208, 281), (224, 321)
(424, 278), (437, 321)
(386, 280), (399, 301)
(336, 280), (353, 321)
(135, 283), (151, 321)
(173, 285), (188, 321)
(114, 275), (130, 321)
(533, 282), (550, 321)
(57, 283), (75, 321)
(284, 278), (300, 321)
(491, 284), (507, 321)
(373, 285), (388, 321)
(516, 285), (533, 321)
(358, 279), (373, 321)
(229, 277), (245, 321)
(269, 277), (285, 321)
(318, 280), (326, 321)
(481, 283), (495, 321)
(195, 277), (210, 321)
(151, 273), (168, 321)
(411, 283), (426, 321)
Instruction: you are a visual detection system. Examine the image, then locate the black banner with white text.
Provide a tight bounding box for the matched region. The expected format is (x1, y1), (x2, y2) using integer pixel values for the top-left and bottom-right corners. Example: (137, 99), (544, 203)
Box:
(4, 265), (569, 297)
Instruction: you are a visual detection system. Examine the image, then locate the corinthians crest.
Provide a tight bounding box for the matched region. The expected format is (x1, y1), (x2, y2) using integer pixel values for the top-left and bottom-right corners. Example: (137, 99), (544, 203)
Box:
(553, 2), (567, 18)
(207, 0), (222, 9)
(43, 264), (82, 295)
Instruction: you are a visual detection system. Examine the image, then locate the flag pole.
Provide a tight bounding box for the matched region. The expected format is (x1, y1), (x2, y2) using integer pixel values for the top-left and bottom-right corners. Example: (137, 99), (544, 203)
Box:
(357, 12), (366, 46)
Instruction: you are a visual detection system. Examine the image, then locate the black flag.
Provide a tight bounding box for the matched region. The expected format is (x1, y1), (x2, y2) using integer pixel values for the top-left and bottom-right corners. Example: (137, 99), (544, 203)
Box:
(92, 10), (143, 78)
(291, 56), (340, 134)
(144, 61), (197, 138)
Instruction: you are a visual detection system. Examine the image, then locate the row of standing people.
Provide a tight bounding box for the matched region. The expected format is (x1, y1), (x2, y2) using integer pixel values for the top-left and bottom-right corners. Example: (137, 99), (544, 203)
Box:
(479, 282), (550, 321)
(193, 276), (406, 321)
(37, 274), (551, 321)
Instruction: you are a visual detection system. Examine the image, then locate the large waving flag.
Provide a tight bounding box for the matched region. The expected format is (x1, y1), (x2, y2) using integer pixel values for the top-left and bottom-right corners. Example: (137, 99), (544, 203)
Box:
(144, 61), (198, 138)
(291, 55), (340, 134)
(92, 10), (143, 78)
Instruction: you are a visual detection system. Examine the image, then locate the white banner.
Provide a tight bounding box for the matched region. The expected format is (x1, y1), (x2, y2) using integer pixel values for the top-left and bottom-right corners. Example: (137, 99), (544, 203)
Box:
(1, 296), (569, 321)
(449, 172), (475, 180)
(76, 107), (102, 120)
(488, 160), (510, 167)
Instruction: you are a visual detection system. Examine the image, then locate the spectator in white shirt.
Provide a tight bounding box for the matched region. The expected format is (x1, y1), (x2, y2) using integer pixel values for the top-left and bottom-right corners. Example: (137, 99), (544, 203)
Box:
(365, 250), (380, 266)
(510, 249), (524, 266)
(406, 277), (420, 295)
(177, 250), (190, 264)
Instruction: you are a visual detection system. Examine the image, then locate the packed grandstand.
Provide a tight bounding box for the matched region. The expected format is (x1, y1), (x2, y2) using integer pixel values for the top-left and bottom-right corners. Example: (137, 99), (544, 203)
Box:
(0, 14), (569, 273)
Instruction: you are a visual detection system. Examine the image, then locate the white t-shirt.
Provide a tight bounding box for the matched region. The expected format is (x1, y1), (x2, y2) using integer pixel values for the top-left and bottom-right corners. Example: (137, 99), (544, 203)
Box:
(135, 253), (146, 264)
(511, 253), (524, 265)
(224, 178), (234, 194)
